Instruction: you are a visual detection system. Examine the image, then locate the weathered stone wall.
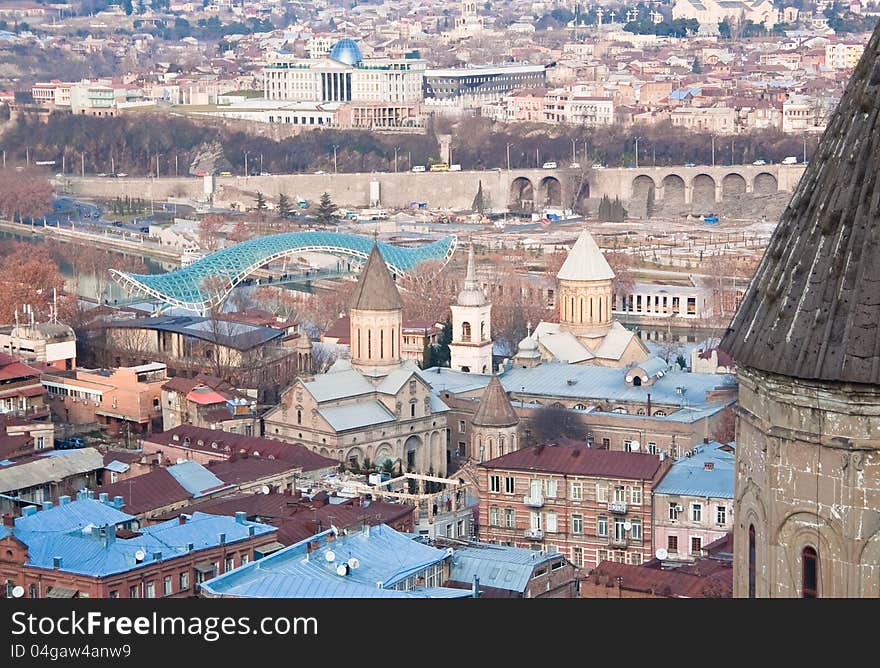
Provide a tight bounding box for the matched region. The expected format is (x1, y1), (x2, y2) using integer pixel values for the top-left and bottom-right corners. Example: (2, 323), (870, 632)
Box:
(734, 366), (880, 597)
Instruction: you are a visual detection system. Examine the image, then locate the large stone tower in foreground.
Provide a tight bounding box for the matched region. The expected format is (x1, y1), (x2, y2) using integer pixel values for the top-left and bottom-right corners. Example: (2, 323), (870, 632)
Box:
(721, 25), (880, 597)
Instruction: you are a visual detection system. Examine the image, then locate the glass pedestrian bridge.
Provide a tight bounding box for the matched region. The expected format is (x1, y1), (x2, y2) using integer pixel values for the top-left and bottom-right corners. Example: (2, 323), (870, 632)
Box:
(111, 231), (457, 315)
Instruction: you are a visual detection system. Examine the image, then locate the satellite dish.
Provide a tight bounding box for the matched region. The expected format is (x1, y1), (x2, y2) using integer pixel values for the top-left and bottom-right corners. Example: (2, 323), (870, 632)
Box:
(324, 550), (336, 562)
(623, 521), (632, 531)
(655, 548), (668, 560)
(11, 585), (24, 598)
(260, 485), (270, 495)
(347, 557), (360, 570)
(134, 549), (146, 562)
(630, 440), (640, 451)
(336, 564), (348, 577)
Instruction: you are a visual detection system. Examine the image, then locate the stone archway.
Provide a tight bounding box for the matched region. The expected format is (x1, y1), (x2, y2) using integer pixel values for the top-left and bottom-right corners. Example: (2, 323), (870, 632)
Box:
(754, 172), (778, 194)
(722, 173), (747, 199)
(509, 176), (535, 212)
(631, 175), (656, 217)
(539, 176), (562, 208)
(375, 442), (395, 469)
(404, 434), (422, 471)
(691, 174), (717, 211)
(662, 174), (686, 207)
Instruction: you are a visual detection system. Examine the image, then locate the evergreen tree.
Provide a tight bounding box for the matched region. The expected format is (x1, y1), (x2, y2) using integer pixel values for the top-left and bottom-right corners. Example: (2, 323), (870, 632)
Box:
(123, 0), (133, 15)
(646, 186), (655, 217)
(315, 191), (339, 225)
(277, 193), (290, 218)
(255, 191), (267, 212)
(692, 57), (702, 74)
(471, 180), (485, 213)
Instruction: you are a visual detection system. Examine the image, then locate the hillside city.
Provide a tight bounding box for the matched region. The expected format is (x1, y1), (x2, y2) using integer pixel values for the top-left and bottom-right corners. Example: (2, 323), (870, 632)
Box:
(0, 0), (877, 601)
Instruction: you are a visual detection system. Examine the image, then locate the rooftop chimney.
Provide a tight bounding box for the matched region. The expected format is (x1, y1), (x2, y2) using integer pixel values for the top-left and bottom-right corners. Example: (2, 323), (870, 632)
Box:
(153, 551), (162, 561)
(99, 492), (109, 503)
(248, 526), (255, 536)
(22, 506), (38, 517)
(113, 496), (124, 509)
(59, 495), (71, 505)
(218, 532), (226, 545)
(703, 437), (709, 444)
(52, 556), (62, 569)
(43, 501), (53, 510)
(235, 511), (246, 524)
(178, 515), (187, 525)
(186, 542), (194, 551)
(2, 513), (14, 528)
(704, 462), (714, 471)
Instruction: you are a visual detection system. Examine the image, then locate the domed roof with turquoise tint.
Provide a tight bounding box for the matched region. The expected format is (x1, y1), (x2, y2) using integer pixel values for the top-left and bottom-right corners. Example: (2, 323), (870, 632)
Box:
(329, 38), (362, 66)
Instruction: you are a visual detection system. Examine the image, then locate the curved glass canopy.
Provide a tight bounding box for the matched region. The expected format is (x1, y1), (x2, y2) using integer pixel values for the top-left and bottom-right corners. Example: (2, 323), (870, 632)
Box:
(111, 231), (457, 315)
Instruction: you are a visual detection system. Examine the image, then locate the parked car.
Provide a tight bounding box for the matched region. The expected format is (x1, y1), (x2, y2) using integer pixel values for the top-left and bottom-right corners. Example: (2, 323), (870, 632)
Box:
(570, 162), (581, 169)
(591, 163), (605, 169)
(411, 165), (426, 172)
(55, 437), (86, 450)
(685, 162), (696, 167)
(542, 161), (557, 169)
(449, 164), (462, 171)
(782, 156), (798, 165)
(752, 159), (767, 166)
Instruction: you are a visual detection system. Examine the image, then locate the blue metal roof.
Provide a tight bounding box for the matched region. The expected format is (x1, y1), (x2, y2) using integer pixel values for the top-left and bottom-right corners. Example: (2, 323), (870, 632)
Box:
(449, 544), (559, 593)
(318, 401), (396, 432)
(200, 525), (471, 599)
(329, 38), (363, 66)
(111, 232), (456, 315)
(166, 461), (229, 496)
(654, 441), (735, 499)
(11, 503), (274, 577)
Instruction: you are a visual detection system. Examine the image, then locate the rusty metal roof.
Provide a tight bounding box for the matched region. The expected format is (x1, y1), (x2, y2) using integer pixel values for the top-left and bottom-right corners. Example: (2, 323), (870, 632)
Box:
(721, 27), (880, 385)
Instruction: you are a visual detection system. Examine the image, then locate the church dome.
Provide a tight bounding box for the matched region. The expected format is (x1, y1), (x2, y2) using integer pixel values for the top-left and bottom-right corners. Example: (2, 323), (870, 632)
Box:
(329, 38), (362, 66)
(517, 335), (539, 355)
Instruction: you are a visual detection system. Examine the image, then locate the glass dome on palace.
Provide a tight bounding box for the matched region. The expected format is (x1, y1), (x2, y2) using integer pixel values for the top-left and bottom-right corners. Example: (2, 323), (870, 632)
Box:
(329, 39), (363, 66)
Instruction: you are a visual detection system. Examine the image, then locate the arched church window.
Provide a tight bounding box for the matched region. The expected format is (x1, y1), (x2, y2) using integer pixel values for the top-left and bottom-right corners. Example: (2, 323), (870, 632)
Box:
(802, 546), (818, 598)
(462, 322), (471, 342)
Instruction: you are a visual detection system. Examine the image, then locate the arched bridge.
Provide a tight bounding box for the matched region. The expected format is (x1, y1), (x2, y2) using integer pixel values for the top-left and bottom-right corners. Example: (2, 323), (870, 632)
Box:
(110, 231), (457, 315)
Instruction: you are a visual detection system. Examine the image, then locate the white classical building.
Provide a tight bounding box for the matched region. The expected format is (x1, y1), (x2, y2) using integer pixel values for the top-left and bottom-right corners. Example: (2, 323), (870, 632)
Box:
(449, 245), (493, 375)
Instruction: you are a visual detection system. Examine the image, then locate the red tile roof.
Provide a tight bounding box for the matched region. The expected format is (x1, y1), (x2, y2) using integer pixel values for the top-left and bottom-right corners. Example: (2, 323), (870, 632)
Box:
(480, 443), (663, 480)
(143, 426), (338, 471)
(587, 560), (732, 598)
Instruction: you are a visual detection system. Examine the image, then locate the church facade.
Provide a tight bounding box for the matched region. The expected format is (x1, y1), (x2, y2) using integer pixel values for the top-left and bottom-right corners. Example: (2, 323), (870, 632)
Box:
(264, 245), (450, 475)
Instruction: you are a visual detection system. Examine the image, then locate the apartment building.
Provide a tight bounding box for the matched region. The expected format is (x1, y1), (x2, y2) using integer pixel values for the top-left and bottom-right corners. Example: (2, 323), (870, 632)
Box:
(478, 443), (672, 571)
(669, 106), (736, 134)
(652, 441), (735, 561)
(825, 42), (865, 70)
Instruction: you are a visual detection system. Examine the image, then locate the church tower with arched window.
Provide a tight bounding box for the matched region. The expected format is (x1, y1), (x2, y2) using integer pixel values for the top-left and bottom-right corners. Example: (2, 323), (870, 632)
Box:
(557, 228), (615, 339)
(721, 26), (880, 598)
(450, 244), (493, 374)
(349, 244), (403, 375)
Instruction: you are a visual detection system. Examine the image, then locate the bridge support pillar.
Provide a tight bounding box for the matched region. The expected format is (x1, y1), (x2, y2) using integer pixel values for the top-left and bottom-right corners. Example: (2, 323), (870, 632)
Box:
(714, 184), (723, 203)
(745, 181), (754, 194)
(656, 186), (665, 201)
(684, 184), (693, 204)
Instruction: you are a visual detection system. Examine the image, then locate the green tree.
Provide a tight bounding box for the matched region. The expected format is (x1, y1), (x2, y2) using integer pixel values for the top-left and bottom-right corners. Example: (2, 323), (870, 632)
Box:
(255, 191), (267, 212)
(718, 18), (731, 38)
(277, 193), (291, 218)
(315, 191), (339, 225)
(692, 57), (702, 74)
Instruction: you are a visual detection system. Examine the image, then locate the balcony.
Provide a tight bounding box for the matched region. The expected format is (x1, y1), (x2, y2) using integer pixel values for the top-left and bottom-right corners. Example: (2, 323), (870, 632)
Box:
(609, 537), (629, 549)
(524, 528), (544, 540)
(607, 501), (628, 515)
(522, 495), (544, 508)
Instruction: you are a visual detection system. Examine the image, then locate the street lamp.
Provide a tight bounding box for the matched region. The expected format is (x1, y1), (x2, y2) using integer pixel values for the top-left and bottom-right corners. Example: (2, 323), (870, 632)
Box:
(155, 153), (162, 178)
(570, 137), (576, 166)
(332, 145), (339, 174)
(394, 146), (399, 172)
(506, 142), (514, 171)
(634, 137), (640, 169)
(244, 150), (249, 178)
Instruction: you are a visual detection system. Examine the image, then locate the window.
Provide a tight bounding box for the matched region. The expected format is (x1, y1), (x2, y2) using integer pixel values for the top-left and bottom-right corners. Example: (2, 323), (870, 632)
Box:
(691, 536), (702, 554)
(145, 582), (155, 599)
(624, 439), (634, 452)
(109, 590), (118, 599)
(129, 585), (139, 599)
(504, 508), (515, 528)
(545, 512), (557, 533)
(445, 523), (453, 538)
(716, 506), (727, 525)
(691, 503), (702, 523)
(572, 546), (584, 568)
(802, 546), (818, 598)
(614, 518), (626, 540)
(669, 502), (680, 521)
(668, 535), (678, 553)
(179, 572), (189, 591)
(570, 482), (583, 501)
(163, 576), (172, 596)
(596, 484), (607, 503)
(572, 513), (583, 534)
(459, 420), (466, 433)
(614, 486), (625, 503)
(225, 557), (234, 573)
(597, 548), (608, 565)
(648, 442), (657, 454)
(489, 506), (499, 526)
(546, 479), (558, 498)
(630, 552), (642, 565)
(489, 475), (500, 493)
(631, 519), (642, 541)
(597, 515), (608, 537)
(504, 477), (515, 494)
(241, 554), (249, 566)
(630, 487), (642, 505)
(748, 525), (756, 598)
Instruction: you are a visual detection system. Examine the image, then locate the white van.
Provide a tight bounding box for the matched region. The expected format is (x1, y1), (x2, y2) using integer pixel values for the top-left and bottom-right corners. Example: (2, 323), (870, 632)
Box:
(782, 156), (798, 165)
(542, 161), (557, 169)
(411, 165), (426, 172)
(449, 164), (462, 171)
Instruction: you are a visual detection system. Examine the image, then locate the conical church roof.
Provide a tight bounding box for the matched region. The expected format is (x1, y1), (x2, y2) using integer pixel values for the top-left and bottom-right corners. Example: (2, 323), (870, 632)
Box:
(349, 244), (403, 311)
(721, 26), (880, 385)
(557, 228), (615, 282)
(456, 244), (488, 307)
(472, 375), (519, 427)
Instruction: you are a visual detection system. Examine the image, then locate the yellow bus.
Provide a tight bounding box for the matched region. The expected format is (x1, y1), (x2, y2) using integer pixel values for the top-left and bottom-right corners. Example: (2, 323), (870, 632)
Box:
(429, 163), (449, 172)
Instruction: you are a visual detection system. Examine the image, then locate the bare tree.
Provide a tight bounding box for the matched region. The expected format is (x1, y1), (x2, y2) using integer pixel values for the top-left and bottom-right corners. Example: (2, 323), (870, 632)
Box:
(526, 405), (586, 445)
